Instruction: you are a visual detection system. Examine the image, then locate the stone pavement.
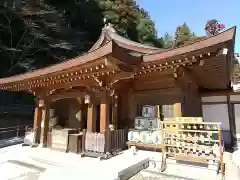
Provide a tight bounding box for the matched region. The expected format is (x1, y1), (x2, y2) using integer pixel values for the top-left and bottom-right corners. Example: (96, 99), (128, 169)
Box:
(130, 151), (240, 180)
(0, 145), (149, 180)
(223, 152), (240, 180)
(1, 145), (240, 180)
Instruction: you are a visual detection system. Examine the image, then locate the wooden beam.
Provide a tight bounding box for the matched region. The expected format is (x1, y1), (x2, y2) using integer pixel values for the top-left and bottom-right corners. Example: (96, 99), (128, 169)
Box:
(135, 68), (173, 80)
(107, 56), (135, 73)
(49, 89), (99, 103)
(134, 80), (175, 91)
(111, 93), (119, 129)
(112, 43), (142, 65)
(100, 92), (110, 134)
(49, 91), (85, 102)
(128, 88), (136, 123)
(87, 103), (96, 132)
(108, 71), (134, 87)
(44, 78), (95, 91)
(134, 74), (173, 84)
(173, 103), (182, 117)
(42, 101), (50, 147)
(174, 67), (198, 93)
(33, 99), (43, 144)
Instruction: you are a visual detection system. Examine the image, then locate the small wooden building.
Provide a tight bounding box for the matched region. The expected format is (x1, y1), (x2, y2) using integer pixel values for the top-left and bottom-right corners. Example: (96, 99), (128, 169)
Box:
(0, 25), (236, 148)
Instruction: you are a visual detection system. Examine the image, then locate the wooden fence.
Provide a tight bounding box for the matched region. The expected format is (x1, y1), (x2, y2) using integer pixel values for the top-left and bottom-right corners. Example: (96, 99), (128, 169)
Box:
(105, 129), (126, 153)
(82, 129), (127, 156)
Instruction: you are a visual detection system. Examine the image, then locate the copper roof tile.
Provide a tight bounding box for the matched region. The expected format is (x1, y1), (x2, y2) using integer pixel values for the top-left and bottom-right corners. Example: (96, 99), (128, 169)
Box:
(0, 27), (236, 87)
(89, 25), (161, 54)
(143, 27), (236, 62)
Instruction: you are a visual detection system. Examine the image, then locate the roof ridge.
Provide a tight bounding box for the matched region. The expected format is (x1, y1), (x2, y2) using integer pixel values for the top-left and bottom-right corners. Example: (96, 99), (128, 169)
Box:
(148, 26), (237, 56)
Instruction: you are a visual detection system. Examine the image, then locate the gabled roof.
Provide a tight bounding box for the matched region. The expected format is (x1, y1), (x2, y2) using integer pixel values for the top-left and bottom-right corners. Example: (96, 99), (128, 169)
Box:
(0, 26), (236, 90)
(0, 41), (114, 84)
(143, 26), (236, 62)
(89, 24), (162, 54)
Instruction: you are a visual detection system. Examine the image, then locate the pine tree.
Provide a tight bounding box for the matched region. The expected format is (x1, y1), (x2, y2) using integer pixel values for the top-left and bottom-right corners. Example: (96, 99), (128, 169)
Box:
(174, 23), (194, 47)
(161, 33), (174, 49)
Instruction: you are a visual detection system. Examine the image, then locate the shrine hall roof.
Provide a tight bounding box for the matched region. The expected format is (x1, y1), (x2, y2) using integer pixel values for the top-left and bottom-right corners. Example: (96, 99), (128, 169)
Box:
(0, 26), (236, 87)
(89, 24), (162, 54)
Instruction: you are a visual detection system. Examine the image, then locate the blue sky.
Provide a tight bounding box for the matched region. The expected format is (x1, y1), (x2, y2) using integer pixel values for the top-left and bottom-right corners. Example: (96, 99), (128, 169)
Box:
(137, 0), (240, 52)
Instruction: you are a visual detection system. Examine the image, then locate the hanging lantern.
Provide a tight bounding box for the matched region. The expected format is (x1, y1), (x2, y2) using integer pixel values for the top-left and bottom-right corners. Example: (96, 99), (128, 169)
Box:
(84, 94), (90, 104)
(39, 100), (44, 107)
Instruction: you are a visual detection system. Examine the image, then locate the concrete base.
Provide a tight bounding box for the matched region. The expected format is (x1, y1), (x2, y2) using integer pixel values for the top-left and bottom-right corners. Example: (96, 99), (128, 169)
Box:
(2, 146), (237, 180)
(0, 145), (150, 180)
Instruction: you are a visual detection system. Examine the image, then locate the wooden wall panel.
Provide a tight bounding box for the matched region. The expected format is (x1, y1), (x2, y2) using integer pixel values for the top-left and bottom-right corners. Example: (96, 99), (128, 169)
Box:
(117, 88), (130, 129)
(68, 99), (82, 129)
(134, 88), (183, 106)
(182, 91), (202, 117)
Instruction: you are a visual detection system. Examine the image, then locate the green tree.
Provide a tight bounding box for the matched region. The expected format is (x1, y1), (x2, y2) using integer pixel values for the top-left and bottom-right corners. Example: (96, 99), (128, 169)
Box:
(97, 0), (163, 47)
(174, 23), (194, 47)
(136, 18), (159, 46)
(0, 0), (163, 78)
(47, 0), (163, 48)
(161, 33), (174, 49)
(0, 0), (163, 105)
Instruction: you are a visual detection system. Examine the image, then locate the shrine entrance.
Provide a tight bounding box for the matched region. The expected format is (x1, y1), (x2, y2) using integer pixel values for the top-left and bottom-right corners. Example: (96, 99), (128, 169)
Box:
(49, 98), (88, 130)
(47, 89), (104, 133)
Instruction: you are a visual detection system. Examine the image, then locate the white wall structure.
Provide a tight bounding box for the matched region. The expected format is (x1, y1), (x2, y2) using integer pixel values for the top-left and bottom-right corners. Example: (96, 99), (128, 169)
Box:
(201, 96), (231, 145)
(230, 95), (240, 136)
(230, 94), (240, 150)
(234, 104), (240, 136)
(201, 96), (227, 103)
(202, 104), (230, 130)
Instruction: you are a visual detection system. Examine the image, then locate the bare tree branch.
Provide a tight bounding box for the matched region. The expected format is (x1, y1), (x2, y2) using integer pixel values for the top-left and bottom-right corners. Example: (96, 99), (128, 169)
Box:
(3, 13), (13, 48)
(9, 28), (28, 69)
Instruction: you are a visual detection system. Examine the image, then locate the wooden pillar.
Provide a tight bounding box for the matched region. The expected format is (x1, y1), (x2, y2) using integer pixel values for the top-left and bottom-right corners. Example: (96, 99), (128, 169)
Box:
(173, 103), (182, 117)
(33, 99), (42, 143)
(42, 101), (50, 147)
(100, 92), (110, 134)
(112, 95), (118, 129)
(87, 103), (96, 132)
(128, 88), (136, 125)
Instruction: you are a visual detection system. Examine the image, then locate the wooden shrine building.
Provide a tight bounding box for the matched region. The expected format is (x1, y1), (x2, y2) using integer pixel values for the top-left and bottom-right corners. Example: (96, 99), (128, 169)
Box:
(0, 25), (236, 146)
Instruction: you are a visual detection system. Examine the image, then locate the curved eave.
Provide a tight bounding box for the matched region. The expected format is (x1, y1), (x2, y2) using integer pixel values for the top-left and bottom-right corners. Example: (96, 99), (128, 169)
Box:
(143, 27), (236, 62)
(0, 41), (114, 85)
(89, 25), (161, 54)
(114, 41), (160, 54)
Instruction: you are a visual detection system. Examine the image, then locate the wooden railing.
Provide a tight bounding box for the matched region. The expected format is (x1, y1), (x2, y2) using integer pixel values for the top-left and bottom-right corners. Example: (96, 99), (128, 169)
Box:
(0, 124), (32, 140)
(82, 129), (127, 157)
(105, 129), (126, 153)
(0, 104), (34, 115)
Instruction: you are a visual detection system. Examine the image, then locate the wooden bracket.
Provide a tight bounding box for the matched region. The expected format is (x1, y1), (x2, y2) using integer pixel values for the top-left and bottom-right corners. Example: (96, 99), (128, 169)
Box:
(174, 67), (198, 93)
(108, 72), (134, 87)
